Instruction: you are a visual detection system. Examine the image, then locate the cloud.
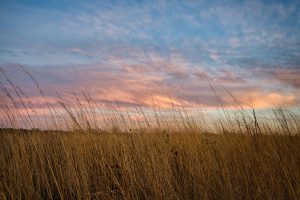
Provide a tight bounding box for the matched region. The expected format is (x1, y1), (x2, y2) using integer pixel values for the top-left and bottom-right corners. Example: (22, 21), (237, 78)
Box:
(209, 52), (219, 62)
(273, 68), (300, 88)
(228, 38), (240, 48)
(68, 48), (92, 57)
(0, 0), (300, 118)
(238, 92), (296, 108)
(1, 53), (299, 113)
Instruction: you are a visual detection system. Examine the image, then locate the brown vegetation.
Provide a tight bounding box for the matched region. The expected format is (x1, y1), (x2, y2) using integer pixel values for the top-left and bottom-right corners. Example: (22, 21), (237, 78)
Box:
(0, 67), (299, 199)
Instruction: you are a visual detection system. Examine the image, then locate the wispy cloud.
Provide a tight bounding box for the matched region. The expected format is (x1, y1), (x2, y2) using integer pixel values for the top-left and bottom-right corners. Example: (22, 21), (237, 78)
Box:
(1, 54), (299, 111)
(0, 0), (299, 112)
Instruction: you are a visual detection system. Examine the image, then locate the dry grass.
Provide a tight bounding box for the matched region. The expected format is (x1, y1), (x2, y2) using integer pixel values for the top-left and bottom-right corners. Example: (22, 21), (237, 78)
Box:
(0, 67), (300, 199)
(0, 129), (299, 200)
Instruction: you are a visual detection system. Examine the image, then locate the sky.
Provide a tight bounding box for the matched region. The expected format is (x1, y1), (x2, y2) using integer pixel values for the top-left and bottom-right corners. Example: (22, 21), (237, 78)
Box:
(0, 0), (300, 113)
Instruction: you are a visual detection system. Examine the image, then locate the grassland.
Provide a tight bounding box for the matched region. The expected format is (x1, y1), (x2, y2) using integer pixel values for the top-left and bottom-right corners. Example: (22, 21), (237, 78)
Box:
(0, 68), (299, 199)
(0, 126), (299, 200)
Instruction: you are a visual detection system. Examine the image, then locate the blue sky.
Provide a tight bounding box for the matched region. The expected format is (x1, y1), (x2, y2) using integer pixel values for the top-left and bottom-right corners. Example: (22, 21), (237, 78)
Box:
(0, 0), (300, 109)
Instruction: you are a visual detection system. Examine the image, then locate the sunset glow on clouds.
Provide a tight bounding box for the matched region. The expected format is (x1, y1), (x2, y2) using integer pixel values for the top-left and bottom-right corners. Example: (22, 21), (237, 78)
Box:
(0, 0), (300, 113)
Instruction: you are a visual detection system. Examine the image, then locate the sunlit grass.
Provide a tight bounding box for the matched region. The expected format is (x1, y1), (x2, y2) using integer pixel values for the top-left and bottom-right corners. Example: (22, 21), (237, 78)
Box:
(0, 67), (299, 199)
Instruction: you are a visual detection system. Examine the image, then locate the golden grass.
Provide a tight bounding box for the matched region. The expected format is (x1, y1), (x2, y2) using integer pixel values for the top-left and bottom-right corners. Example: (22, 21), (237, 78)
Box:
(0, 128), (299, 200)
(0, 67), (300, 199)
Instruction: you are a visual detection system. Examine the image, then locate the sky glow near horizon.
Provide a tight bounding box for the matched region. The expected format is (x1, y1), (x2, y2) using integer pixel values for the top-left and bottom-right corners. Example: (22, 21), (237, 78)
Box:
(0, 0), (300, 112)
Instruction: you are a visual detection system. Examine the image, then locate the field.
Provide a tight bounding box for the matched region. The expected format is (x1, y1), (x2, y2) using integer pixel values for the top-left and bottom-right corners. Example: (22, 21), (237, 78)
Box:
(2, 0), (300, 199)
(0, 119), (299, 199)
(0, 70), (300, 199)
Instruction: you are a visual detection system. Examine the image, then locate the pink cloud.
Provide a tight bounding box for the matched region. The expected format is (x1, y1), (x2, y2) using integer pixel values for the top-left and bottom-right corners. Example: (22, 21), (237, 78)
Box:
(273, 68), (300, 88)
(1, 58), (300, 123)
